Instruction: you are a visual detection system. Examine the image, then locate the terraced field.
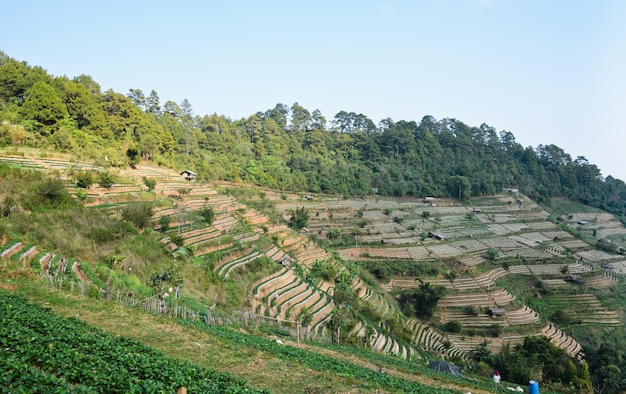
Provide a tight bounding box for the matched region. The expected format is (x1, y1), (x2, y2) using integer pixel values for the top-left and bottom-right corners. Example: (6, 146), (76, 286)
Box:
(282, 192), (623, 360)
(2, 153), (624, 367)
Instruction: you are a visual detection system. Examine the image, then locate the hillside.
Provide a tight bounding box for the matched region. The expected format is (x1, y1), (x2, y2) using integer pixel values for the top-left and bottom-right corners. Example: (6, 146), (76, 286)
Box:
(2, 151), (625, 392)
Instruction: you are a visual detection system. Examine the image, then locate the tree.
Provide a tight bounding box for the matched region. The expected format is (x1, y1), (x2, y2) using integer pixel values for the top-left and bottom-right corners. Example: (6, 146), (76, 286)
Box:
(121, 202), (154, 229)
(159, 215), (171, 232)
(593, 365), (621, 394)
(288, 206), (309, 230)
(142, 176), (156, 191)
(446, 175), (471, 201)
(75, 171), (94, 189)
(396, 283), (446, 319)
(146, 89), (161, 114)
(486, 248), (499, 262)
(19, 81), (67, 134)
(199, 205), (215, 225)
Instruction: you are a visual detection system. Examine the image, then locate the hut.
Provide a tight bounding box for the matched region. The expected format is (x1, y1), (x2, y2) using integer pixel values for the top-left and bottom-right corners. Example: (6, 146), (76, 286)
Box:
(180, 170), (197, 181)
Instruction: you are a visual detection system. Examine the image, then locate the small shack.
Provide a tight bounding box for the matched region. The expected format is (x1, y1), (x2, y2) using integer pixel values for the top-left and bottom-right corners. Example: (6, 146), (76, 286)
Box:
(424, 196), (436, 204)
(429, 360), (462, 377)
(180, 170), (197, 181)
(277, 256), (292, 268)
(565, 275), (584, 285)
(488, 308), (506, 317)
(428, 231), (445, 241)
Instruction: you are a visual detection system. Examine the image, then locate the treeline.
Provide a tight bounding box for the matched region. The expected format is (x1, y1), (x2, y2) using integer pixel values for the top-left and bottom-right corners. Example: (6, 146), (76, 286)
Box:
(1, 51), (625, 221)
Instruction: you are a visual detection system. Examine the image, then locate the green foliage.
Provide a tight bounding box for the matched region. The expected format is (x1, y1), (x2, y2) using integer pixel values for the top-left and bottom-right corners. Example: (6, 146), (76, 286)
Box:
(98, 171), (114, 189)
(494, 336), (591, 392)
(1, 195), (18, 217)
(444, 320), (462, 333)
(473, 342), (492, 362)
(198, 205), (214, 225)
(120, 202), (154, 229)
(308, 260), (337, 282)
(169, 234), (184, 247)
(159, 215), (171, 232)
(19, 81), (68, 135)
(75, 171), (94, 188)
(396, 283), (446, 319)
(288, 206), (309, 230)
(142, 176), (156, 191)
(24, 177), (74, 210)
(485, 248), (499, 261)
(327, 228), (341, 240)
(148, 265), (183, 293)
(0, 292), (265, 393)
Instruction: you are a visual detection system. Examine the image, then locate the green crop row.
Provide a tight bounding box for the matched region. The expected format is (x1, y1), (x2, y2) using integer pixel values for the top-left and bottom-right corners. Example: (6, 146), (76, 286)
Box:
(0, 291), (268, 394)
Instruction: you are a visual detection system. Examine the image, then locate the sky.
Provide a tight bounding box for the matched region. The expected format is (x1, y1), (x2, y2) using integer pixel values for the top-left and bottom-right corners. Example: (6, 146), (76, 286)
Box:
(2, 0), (626, 180)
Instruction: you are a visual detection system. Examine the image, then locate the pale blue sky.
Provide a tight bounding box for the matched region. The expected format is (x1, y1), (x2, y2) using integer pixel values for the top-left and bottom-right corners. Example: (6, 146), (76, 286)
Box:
(2, 0), (626, 180)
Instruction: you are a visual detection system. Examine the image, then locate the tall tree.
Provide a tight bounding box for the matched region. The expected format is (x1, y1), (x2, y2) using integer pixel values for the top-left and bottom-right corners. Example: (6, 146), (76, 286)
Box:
(19, 81), (67, 134)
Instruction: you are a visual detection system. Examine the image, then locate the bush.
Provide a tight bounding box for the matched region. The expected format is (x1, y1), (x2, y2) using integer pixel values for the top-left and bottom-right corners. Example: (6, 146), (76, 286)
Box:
(142, 176), (156, 191)
(120, 202), (154, 229)
(199, 205), (215, 225)
(327, 228), (341, 240)
(170, 235), (184, 247)
(444, 321), (462, 333)
(98, 172), (114, 189)
(75, 171), (93, 188)
(159, 215), (171, 232)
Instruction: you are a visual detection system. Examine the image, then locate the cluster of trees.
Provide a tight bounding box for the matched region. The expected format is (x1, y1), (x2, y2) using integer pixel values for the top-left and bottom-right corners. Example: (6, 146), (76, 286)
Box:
(2, 51), (626, 222)
(474, 336), (592, 393)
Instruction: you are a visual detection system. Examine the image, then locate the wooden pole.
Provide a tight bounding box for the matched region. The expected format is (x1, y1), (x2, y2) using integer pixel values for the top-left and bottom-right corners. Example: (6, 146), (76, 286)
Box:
(296, 321), (300, 347)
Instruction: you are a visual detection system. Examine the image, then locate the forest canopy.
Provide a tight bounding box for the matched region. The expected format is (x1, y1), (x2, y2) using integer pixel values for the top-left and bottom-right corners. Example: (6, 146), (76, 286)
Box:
(1, 51), (625, 223)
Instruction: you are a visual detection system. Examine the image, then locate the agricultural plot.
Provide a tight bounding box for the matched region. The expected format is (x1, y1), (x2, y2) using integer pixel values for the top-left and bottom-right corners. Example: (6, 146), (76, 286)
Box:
(557, 239), (590, 249)
(480, 213), (518, 224)
(485, 224), (514, 236)
(526, 221), (559, 231)
(359, 246), (412, 259)
(540, 229), (573, 240)
(481, 236), (523, 250)
(0, 293), (265, 394)
(584, 274), (619, 289)
(541, 324), (584, 360)
(426, 244), (464, 258)
(576, 249), (622, 262)
(501, 222), (531, 233)
(502, 247), (552, 259)
(544, 294), (621, 327)
(449, 239), (488, 254)
(606, 260), (626, 274)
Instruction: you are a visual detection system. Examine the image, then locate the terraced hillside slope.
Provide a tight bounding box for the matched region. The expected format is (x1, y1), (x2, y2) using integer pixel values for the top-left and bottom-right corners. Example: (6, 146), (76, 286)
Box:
(1, 152), (621, 393)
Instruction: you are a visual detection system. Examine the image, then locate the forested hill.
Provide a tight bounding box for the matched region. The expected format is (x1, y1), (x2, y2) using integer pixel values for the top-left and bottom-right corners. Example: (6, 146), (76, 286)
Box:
(1, 51), (625, 221)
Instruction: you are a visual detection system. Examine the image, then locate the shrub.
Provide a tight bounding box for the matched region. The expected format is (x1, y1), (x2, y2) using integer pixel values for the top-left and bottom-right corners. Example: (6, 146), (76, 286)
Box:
(98, 172), (114, 189)
(142, 176), (156, 191)
(444, 321), (462, 333)
(120, 202), (154, 229)
(288, 206), (309, 230)
(170, 235), (184, 247)
(199, 205), (215, 225)
(159, 215), (171, 232)
(75, 171), (93, 188)
(327, 228), (341, 240)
